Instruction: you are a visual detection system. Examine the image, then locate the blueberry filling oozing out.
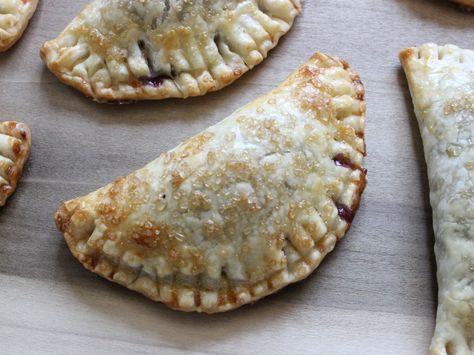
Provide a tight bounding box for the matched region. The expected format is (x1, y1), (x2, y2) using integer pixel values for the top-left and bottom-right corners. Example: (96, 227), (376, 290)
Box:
(332, 153), (357, 170)
(140, 74), (173, 87)
(335, 202), (354, 224)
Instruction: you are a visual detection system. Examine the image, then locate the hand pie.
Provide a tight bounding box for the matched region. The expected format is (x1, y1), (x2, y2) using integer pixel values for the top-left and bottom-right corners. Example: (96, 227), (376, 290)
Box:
(40, 0), (302, 102)
(400, 43), (474, 355)
(0, 121), (31, 206)
(55, 52), (367, 313)
(0, 0), (38, 52)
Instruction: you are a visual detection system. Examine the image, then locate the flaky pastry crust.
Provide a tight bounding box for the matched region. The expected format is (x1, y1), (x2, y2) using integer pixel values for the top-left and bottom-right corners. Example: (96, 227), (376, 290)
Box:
(400, 43), (474, 355)
(0, 121), (31, 206)
(0, 0), (38, 52)
(55, 52), (366, 313)
(41, 0), (302, 102)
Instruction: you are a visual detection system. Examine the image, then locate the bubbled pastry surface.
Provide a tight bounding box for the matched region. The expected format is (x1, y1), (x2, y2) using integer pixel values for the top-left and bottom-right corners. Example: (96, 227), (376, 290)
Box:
(55, 52), (367, 313)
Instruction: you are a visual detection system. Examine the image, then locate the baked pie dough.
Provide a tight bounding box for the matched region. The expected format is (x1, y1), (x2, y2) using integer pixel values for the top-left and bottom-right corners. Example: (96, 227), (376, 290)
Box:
(0, 121), (31, 206)
(400, 43), (474, 355)
(41, 0), (302, 102)
(0, 0), (38, 52)
(55, 52), (367, 313)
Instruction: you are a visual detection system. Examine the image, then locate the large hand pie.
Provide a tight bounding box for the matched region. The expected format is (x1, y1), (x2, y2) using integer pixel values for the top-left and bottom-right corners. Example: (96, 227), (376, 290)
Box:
(40, 0), (302, 102)
(0, 121), (31, 206)
(55, 53), (367, 313)
(0, 0), (38, 52)
(400, 43), (474, 355)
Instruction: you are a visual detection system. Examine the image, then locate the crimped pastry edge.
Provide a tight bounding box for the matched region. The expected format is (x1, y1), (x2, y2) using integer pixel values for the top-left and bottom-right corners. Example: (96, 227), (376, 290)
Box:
(0, 121), (31, 206)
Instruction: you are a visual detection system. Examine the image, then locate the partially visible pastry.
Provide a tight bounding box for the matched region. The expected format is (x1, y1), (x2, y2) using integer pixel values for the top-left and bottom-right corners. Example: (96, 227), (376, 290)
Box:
(0, 121), (31, 206)
(41, 0), (302, 102)
(400, 43), (474, 355)
(0, 0), (38, 52)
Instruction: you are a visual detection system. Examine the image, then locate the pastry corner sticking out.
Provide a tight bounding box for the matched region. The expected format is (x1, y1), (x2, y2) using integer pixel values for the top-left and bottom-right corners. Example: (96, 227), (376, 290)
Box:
(41, 0), (302, 102)
(400, 43), (474, 355)
(0, 0), (38, 52)
(0, 121), (31, 206)
(55, 51), (366, 313)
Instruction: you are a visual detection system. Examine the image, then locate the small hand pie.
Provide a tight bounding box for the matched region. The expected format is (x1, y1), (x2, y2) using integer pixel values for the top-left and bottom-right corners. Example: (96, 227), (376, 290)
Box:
(0, 0), (38, 52)
(400, 44), (474, 355)
(55, 53), (366, 313)
(40, 0), (302, 102)
(0, 121), (31, 206)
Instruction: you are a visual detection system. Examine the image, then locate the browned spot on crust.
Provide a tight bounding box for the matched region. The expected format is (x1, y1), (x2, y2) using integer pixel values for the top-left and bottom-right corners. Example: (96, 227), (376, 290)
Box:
(132, 222), (166, 248)
(171, 172), (184, 190)
(227, 290), (237, 305)
(6, 164), (15, 180)
(353, 78), (365, 101)
(445, 341), (455, 355)
(18, 127), (27, 140)
(83, 254), (99, 269)
(55, 202), (76, 232)
(267, 279), (274, 291)
(12, 140), (22, 157)
(193, 290), (202, 308)
(170, 287), (179, 309)
(95, 177), (133, 227)
(399, 48), (416, 67)
(218, 292), (227, 306)
(96, 202), (122, 226)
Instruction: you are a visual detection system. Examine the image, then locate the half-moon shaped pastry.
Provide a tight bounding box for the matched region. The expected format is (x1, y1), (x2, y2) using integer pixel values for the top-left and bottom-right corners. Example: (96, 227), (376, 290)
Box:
(40, 0), (302, 102)
(0, 121), (31, 206)
(55, 52), (367, 313)
(400, 43), (474, 355)
(0, 0), (38, 52)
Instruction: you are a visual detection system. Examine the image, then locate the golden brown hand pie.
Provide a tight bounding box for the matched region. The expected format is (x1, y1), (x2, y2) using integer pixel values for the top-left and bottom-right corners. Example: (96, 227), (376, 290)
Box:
(400, 43), (474, 355)
(41, 0), (302, 102)
(0, 121), (31, 206)
(55, 52), (366, 313)
(0, 0), (38, 52)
